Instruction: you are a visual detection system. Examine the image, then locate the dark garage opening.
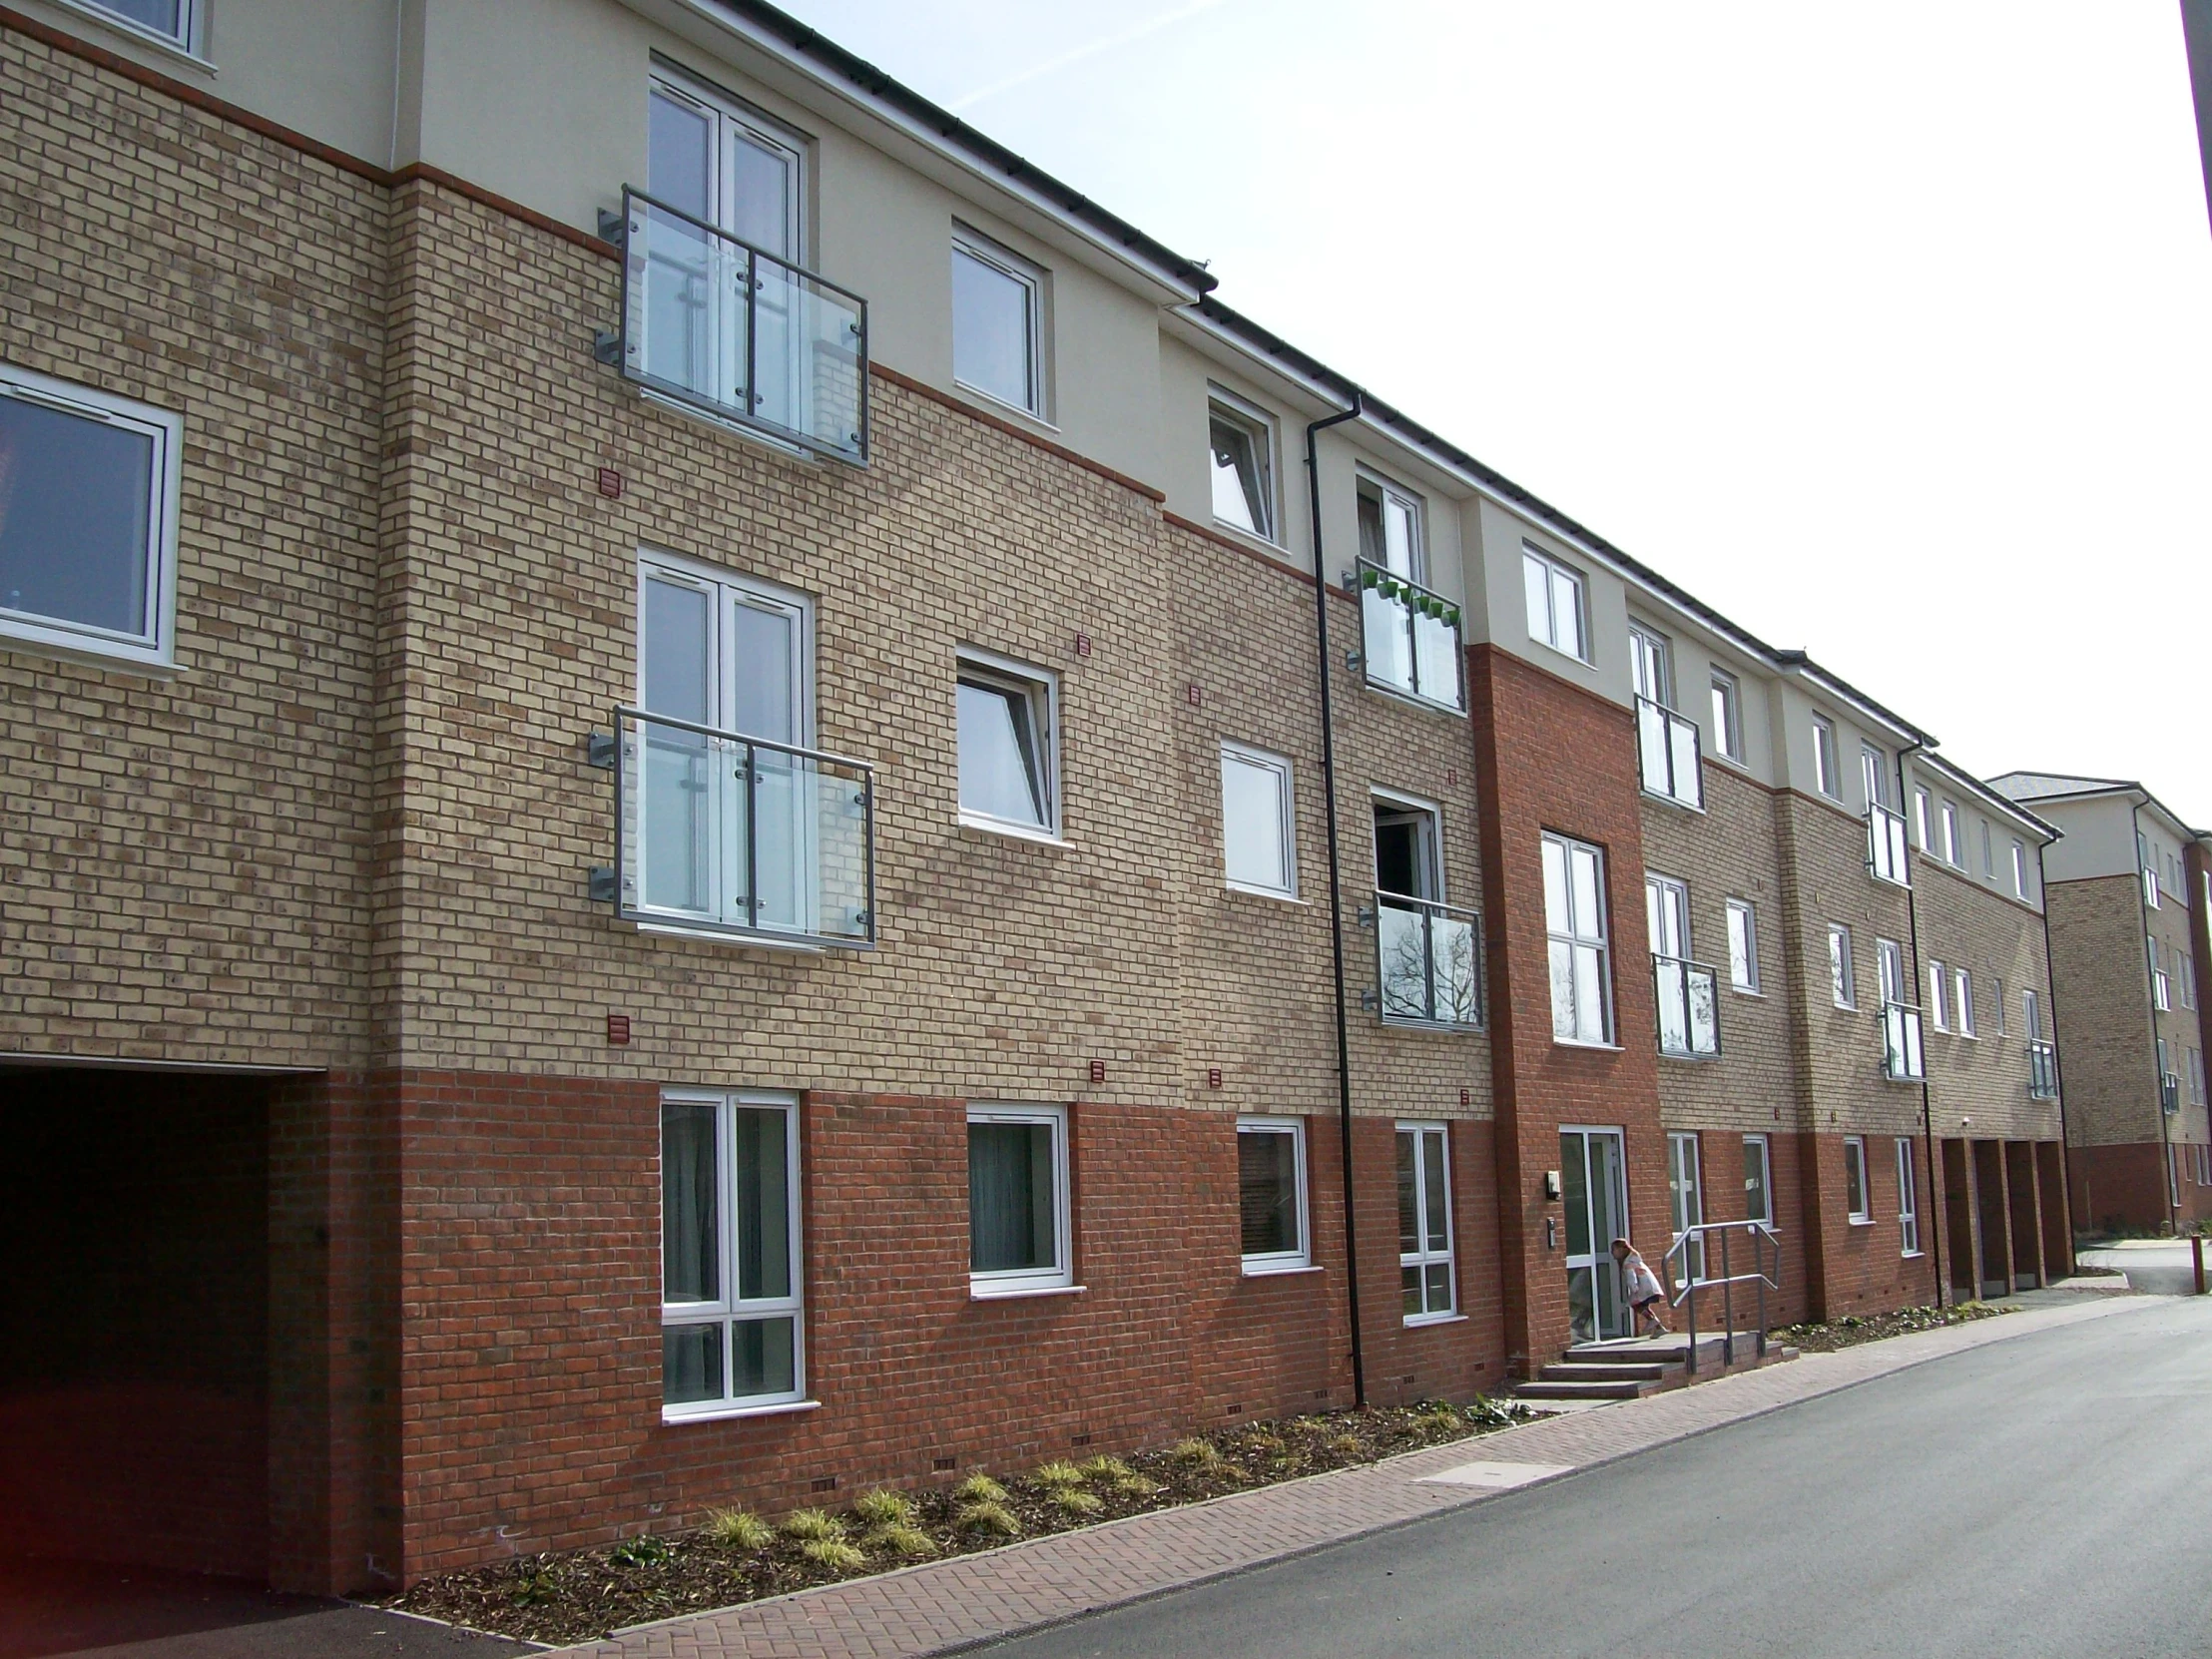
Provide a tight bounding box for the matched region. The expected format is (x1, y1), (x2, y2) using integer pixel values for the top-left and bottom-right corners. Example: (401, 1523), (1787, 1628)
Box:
(0, 1069), (272, 1581)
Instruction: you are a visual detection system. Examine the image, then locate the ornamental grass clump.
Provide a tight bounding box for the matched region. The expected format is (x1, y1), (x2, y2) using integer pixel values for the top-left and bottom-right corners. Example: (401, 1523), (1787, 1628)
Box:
(1169, 1437), (1230, 1476)
(703, 1507), (774, 1550)
(1031, 1460), (1087, 1491)
(1079, 1454), (1152, 1495)
(779, 1508), (845, 1544)
(953, 1473), (1008, 1504)
(852, 1488), (915, 1529)
(799, 1538), (868, 1572)
(953, 1499), (1022, 1538)
(866, 1523), (939, 1558)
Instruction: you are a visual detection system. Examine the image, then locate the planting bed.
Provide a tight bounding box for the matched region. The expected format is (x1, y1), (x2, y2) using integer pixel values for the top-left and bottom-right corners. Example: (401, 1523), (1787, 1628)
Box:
(1771, 1301), (2013, 1354)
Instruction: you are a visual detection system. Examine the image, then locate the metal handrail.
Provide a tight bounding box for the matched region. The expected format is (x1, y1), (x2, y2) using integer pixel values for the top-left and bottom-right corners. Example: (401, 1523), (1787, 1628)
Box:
(1634, 695), (1704, 810)
(1651, 953), (1721, 1058)
(609, 704), (876, 950)
(1347, 556), (1466, 711)
(1867, 801), (1912, 886)
(1660, 1220), (1782, 1373)
(1369, 887), (1484, 1028)
(608, 185), (869, 462)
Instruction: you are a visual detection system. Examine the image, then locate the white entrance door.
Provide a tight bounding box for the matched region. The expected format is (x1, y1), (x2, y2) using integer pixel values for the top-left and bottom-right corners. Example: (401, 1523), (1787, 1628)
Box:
(1561, 1128), (1630, 1343)
(1668, 1131), (1705, 1284)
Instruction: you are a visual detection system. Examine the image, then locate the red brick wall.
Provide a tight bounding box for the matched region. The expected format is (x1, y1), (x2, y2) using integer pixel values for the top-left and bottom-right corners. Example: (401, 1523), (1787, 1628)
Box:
(1468, 645), (1666, 1372)
(2072, 1140), (2178, 1235)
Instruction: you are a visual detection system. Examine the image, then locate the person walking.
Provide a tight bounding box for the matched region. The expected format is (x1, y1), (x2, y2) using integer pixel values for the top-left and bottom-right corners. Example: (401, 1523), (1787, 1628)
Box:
(1613, 1237), (1671, 1337)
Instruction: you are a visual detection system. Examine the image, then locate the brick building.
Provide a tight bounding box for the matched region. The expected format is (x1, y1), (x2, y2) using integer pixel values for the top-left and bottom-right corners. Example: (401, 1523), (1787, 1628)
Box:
(0, 0), (2077, 1598)
(1989, 775), (2212, 1233)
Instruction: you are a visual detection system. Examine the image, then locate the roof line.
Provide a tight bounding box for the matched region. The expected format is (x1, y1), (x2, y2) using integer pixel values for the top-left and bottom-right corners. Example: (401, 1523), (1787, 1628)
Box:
(707, 0), (1217, 298)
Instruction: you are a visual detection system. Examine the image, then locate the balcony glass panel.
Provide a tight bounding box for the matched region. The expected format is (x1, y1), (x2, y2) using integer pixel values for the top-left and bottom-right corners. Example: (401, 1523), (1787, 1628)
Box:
(1868, 802), (1911, 886)
(1653, 955), (1720, 1058)
(617, 188), (867, 463)
(2027, 1039), (2058, 1100)
(1634, 696), (1703, 809)
(1375, 892), (1482, 1027)
(617, 706), (874, 947)
(1354, 558), (1464, 712)
(1883, 1001), (1925, 1081)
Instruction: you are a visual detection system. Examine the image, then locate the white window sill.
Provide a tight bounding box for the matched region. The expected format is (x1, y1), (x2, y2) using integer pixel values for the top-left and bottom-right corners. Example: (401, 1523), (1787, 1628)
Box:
(1402, 1312), (1469, 1329)
(1552, 1038), (1624, 1053)
(1848, 1217), (1875, 1228)
(663, 1398), (821, 1425)
(1732, 987), (1765, 999)
(969, 1281), (1085, 1302)
(1901, 1249), (1926, 1260)
(634, 921), (824, 955)
(46, 0), (216, 71)
(1210, 518), (1289, 557)
(1527, 636), (1594, 673)
(1226, 882), (1305, 905)
(1639, 788), (1707, 817)
(952, 378), (1057, 433)
(0, 618), (176, 677)
(1241, 1261), (1323, 1279)
(957, 814), (1067, 847)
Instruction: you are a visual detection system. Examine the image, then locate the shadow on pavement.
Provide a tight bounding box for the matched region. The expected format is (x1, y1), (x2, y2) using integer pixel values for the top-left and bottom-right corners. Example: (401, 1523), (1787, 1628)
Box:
(0, 1556), (535, 1659)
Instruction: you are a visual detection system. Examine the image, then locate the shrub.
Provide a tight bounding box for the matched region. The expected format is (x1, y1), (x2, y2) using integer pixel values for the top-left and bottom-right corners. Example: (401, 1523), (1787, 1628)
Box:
(609, 1534), (670, 1569)
(703, 1508), (774, 1550)
(863, 1523), (938, 1558)
(953, 1500), (1022, 1538)
(1048, 1488), (1104, 1516)
(780, 1508), (845, 1544)
(799, 1538), (868, 1572)
(953, 1474), (1009, 1505)
(1079, 1454), (1150, 1493)
(1032, 1460), (1087, 1490)
(852, 1488), (915, 1528)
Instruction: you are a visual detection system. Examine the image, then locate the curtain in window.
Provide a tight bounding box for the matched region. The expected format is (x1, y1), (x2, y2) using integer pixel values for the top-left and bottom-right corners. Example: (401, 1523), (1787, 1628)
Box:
(663, 1103), (719, 1304)
(970, 1121), (1055, 1272)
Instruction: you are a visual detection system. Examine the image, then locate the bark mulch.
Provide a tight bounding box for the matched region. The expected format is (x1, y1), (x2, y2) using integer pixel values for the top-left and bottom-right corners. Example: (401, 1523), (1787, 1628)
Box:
(381, 1396), (1533, 1647)
(1770, 1300), (2013, 1354)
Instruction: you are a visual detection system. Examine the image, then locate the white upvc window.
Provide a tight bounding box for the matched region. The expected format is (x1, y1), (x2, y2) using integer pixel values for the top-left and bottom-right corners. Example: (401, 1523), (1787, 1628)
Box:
(1668, 1131), (1707, 1282)
(1710, 668), (1744, 762)
(1939, 801), (1962, 866)
(1628, 621), (1674, 708)
(1811, 716), (1839, 800)
(1221, 742), (1297, 898)
(72, 0), (199, 52)
(1980, 820), (1995, 879)
(661, 1089), (806, 1418)
(1928, 960), (1949, 1031)
(967, 1104), (1073, 1296)
(1522, 545), (1588, 663)
(2024, 986), (2043, 1041)
(1396, 1122), (1456, 1323)
(0, 365), (183, 670)
(2011, 840), (2028, 899)
(1742, 1134), (1773, 1226)
(1543, 832), (1613, 1044)
(1726, 898), (1760, 993)
(1897, 1138), (1922, 1256)
(2181, 952), (2198, 1011)
(1878, 936), (1908, 1006)
(1237, 1117), (1311, 1274)
(951, 227), (1045, 416)
(1914, 787), (1933, 850)
(1358, 472), (1426, 583)
(1994, 976), (2007, 1035)
(1829, 922), (1856, 1009)
(1860, 745), (1889, 812)
(1843, 1136), (1870, 1224)
(1954, 967), (1975, 1037)
(2150, 936), (2171, 1011)
(956, 649), (1059, 839)
(2190, 1048), (2206, 1107)
(1207, 388), (1278, 542)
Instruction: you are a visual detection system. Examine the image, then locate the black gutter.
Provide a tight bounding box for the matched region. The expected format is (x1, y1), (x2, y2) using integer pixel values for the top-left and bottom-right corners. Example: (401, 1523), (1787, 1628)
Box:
(712, 0), (1217, 298)
(1306, 394), (1367, 1407)
(1898, 744), (1946, 1306)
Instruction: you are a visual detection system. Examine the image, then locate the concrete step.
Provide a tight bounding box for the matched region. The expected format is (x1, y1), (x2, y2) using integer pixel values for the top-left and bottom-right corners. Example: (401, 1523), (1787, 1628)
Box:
(1513, 1378), (1651, 1401)
(1538, 1362), (1669, 1383)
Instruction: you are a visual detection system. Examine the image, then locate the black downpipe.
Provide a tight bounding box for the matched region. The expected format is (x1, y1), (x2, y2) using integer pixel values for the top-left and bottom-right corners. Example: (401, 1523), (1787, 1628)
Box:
(2131, 803), (2178, 1235)
(2034, 839), (2077, 1268)
(1306, 395), (1366, 1406)
(1896, 745), (1945, 1307)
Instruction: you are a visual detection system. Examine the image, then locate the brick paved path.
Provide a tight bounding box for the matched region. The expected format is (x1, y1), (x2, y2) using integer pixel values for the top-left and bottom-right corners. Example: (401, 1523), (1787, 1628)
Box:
(561, 1296), (2149, 1658)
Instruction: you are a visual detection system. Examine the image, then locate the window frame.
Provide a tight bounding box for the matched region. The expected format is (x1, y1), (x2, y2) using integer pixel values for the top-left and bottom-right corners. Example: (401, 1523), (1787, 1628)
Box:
(2010, 840), (2028, 899)
(1356, 470), (1428, 585)
(1843, 1135), (1871, 1224)
(1914, 787), (1933, 850)
(1627, 621), (1674, 709)
(1709, 668), (1744, 763)
(0, 364), (184, 670)
(966, 1102), (1074, 1297)
(955, 648), (1061, 841)
(1829, 922), (1856, 1009)
(1396, 1121), (1458, 1325)
(1543, 831), (1615, 1046)
(1928, 959), (1949, 1032)
(64, 0), (202, 55)
(950, 226), (1046, 418)
(1954, 967), (1975, 1037)
(1206, 386), (1279, 544)
(1811, 716), (1839, 801)
(1236, 1116), (1312, 1275)
(1725, 898), (1760, 994)
(1939, 801), (1962, 867)
(660, 1088), (808, 1422)
(1897, 1138), (1922, 1256)
(1742, 1134), (1774, 1227)
(1220, 741), (1298, 900)
(1521, 544), (1589, 665)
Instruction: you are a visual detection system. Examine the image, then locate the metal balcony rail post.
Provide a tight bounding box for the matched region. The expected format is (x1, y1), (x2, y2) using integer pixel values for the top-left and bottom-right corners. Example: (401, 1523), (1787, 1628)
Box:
(607, 187), (869, 463)
(1347, 558), (1467, 712)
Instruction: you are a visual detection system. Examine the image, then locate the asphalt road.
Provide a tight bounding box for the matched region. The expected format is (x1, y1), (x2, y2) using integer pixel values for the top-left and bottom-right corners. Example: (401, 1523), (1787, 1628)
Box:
(984, 1295), (2210, 1659)
(2079, 1242), (2205, 1297)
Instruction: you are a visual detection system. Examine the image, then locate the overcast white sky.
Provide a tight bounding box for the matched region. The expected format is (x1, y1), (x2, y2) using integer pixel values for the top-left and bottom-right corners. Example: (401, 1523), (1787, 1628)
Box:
(782, 1), (2212, 824)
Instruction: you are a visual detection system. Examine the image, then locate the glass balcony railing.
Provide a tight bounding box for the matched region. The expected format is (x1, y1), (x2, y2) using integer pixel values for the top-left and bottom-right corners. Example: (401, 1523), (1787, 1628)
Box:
(2027, 1039), (2058, 1100)
(611, 706), (874, 948)
(1652, 954), (1720, 1058)
(607, 187), (868, 463)
(1635, 696), (1703, 811)
(1883, 1000), (1925, 1081)
(1353, 559), (1466, 713)
(1867, 802), (1911, 886)
(1374, 890), (1482, 1027)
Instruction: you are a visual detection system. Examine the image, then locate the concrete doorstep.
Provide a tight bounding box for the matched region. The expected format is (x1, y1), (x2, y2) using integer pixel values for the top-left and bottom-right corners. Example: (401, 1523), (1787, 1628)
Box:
(545, 1293), (2151, 1659)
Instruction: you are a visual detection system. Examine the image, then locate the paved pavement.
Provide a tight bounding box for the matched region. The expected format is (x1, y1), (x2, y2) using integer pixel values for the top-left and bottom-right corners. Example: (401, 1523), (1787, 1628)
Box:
(564, 1292), (2151, 1659)
(982, 1292), (2212, 1658)
(0, 1555), (532, 1659)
